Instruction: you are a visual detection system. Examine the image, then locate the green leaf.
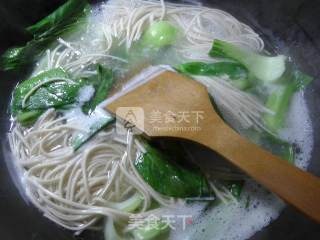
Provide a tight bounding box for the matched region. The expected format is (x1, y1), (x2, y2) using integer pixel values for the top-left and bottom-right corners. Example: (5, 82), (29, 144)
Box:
(291, 69), (314, 91)
(261, 133), (295, 164)
(1, 0), (90, 71)
(1, 40), (49, 71)
(12, 68), (86, 125)
(264, 70), (313, 132)
(225, 180), (244, 199)
(135, 141), (211, 198)
(176, 61), (251, 90)
(26, 81), (85, 110)
(82, 65), (114, 114)
(73, 115), (115, 151)
(177, 62), (248, 80)
(26, 0), (89, 38)
(16, 109), (44, 126)
(12, 68), (67, 114)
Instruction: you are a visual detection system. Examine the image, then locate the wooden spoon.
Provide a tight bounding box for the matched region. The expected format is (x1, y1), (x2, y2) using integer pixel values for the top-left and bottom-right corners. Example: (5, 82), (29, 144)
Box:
(106, 70), (320, 223)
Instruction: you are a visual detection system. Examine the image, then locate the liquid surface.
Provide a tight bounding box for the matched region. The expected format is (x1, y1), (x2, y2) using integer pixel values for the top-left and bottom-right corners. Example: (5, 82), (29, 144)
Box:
(5, 1), (314, 239)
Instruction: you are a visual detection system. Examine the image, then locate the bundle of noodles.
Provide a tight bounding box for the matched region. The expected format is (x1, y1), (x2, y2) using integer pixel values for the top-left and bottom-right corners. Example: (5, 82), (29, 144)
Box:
(100, 0), (264, 60)
(9, 109), (182, 231)
(7, 0), (272, 234)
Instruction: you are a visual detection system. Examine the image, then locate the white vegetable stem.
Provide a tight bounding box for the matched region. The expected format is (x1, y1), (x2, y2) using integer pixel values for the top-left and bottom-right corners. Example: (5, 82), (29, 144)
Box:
(210, 39), (286, 82)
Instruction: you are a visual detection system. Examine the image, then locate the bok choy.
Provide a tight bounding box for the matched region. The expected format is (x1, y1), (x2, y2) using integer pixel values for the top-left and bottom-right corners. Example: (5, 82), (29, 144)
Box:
(104, 217), (169, 240)
(177, 62), (247, 80)
(209, 39), (286, 83)
(176, 61), (251, 90)
(82, 65), (115, 115)
(73, 66), (116, 150)
(16, 109), (44, 126)
(1, 0), (90, 71)
(264, 70), (313, 132)
(141, 21), (178, 49)
(26, 0), (89, 37)
(12, 68), (87, 125)
(72, 114), (115, 151)
(131, 221), (170, 240)
(135, 140), (211, 198)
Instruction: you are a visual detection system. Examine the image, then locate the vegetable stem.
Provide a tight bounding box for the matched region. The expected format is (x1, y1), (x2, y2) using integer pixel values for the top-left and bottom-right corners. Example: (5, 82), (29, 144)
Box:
(176, 61), (250, 89)
(210, 39), (286, 83)
(131, 221), (169, 240)
(1, 0), (90, 71)
(134, 140), (211, 198)
(264, 70), (313, 132)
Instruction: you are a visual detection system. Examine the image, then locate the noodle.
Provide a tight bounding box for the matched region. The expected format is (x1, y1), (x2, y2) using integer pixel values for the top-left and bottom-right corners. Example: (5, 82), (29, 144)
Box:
(8, 0), (270, 234)
(9, 109), (178, 231)
(101, 0), (263, 58)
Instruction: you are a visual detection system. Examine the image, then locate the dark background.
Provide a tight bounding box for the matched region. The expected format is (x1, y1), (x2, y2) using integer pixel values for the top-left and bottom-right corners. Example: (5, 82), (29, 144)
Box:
(0, 0), (319, 239)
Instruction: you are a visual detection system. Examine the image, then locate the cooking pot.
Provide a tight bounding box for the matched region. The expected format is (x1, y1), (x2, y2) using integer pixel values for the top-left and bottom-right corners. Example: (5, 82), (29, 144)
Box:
(0, 0), (319, 239)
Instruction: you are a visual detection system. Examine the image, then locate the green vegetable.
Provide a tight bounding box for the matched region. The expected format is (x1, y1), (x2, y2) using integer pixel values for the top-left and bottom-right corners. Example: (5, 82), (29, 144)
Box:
(1, 0), (90, 71)
(231, 79), (251, 90)
(104, 218), (123, 240)
(106, 193), (143, 212)
(141, 21), (177, 48)
(82, 65), (114, 114)
(225, 180), (244, 199)
(12, 68), (88, 125)
(73, 115), (115, 150)
(26, 0), (89, 37)
(176, 61), (251, 89)
(104, 212), (169, 240)
(264, 87), (291, 132)
(135, 141), (211, 198)
(74, 65), (115, 150)
(248, 128), (295, 164)
(209, 39), (286, 83)
(264, 70), (313, 132)
(131, 221), (169, 240)
(245, 195), (251, 209)
(12, 68), (84, 113)
(16, 109), (44, 126)
(177, 62), (247, 79)
(262, 134), (295, 164)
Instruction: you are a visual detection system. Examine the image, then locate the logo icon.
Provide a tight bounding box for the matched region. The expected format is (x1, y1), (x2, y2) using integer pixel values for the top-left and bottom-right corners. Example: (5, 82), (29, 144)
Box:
(116, 107), (144, 135)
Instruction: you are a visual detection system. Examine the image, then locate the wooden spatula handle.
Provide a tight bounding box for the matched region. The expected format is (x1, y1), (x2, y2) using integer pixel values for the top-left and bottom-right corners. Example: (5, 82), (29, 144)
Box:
(193, 117), (320, 223)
